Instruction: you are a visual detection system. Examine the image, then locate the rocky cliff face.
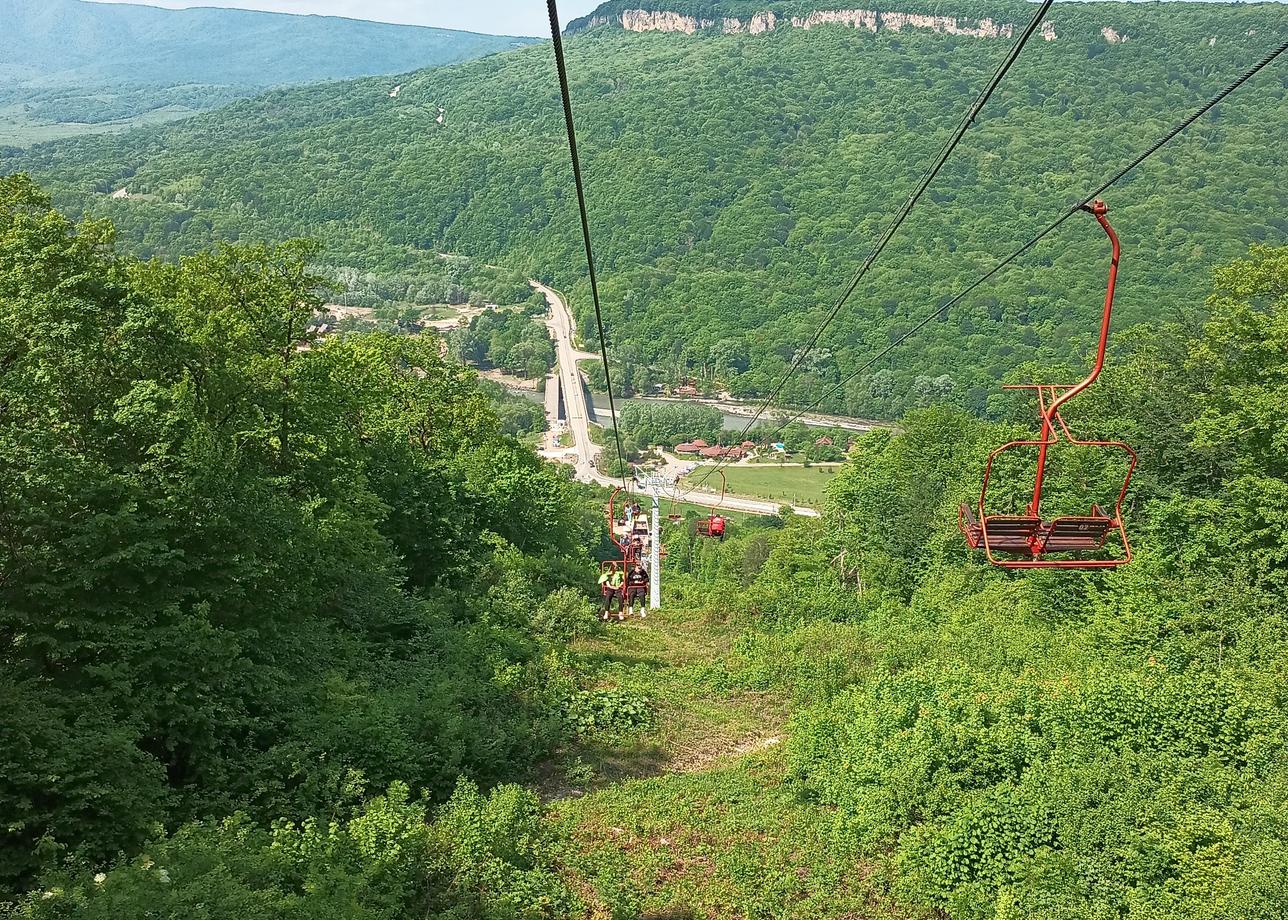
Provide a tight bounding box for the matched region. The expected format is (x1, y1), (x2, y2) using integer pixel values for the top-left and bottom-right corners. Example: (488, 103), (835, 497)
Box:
(622, 9), (717, 33)
(569, 7), (1061, 41)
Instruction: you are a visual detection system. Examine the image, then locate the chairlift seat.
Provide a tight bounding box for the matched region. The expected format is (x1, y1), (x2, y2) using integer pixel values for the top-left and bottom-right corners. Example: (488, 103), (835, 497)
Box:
(960, 504), (1036, 553)
(983, 515), (1043, 553)
(961, 502), (1119, 559)
(1035, 506), (1113, 553)
(959, 202), (1136, 569)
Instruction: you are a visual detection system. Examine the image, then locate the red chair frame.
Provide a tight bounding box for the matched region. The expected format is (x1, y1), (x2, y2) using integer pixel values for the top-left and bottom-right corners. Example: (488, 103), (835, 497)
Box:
(959, 200), (1137, 569)
(694, 469), (728, 539)
(607, 486), (639, 565)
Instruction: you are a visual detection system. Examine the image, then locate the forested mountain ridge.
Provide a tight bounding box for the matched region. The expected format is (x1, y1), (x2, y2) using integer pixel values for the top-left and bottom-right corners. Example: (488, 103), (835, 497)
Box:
(565, 0), (1273, 39)
(0, 0), (534, 145)
(6, 1), (1287, 419)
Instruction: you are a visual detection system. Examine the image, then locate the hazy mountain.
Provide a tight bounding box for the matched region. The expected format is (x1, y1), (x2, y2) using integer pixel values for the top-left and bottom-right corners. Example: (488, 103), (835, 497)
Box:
(0, 0), (535, 144)
(1, 0), (533, 86)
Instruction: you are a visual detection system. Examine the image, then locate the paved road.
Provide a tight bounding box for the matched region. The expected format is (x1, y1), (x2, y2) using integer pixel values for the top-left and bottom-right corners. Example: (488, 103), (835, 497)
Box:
(531, 281), (817, 518)
(683, 490), (819, 518)
(532, 281), (601, 481)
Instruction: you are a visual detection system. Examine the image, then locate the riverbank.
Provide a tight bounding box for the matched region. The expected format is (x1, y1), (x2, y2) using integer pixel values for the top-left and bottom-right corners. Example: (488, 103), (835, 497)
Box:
(588, 390), (888, 434)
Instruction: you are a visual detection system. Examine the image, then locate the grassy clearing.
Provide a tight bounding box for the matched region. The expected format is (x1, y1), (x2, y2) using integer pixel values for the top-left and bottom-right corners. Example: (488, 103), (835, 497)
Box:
(552, 752), (892, 919)
(540, 607), (788, 797)
(541, 606), (892, 918)
(0, 104), (199, 147)
(661, 500), (756, 525)
(682, 463), (838, 507)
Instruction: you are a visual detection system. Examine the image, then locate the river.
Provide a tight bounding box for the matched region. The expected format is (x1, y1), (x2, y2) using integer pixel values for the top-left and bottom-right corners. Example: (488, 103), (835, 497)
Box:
(588, 393), (878, 433)
(493, 384), (876, 435)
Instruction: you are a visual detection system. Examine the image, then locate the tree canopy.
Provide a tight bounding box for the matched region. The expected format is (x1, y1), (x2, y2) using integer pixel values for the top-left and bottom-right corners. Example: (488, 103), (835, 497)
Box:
(0, 175), (598, 899)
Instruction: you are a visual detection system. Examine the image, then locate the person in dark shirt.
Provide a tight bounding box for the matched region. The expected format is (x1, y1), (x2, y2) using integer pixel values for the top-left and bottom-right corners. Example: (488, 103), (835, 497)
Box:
(625, 561), (649, 618)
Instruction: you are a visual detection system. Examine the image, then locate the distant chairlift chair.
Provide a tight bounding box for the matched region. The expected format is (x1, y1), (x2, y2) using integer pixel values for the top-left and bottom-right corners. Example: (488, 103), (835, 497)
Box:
(694, 469), (729, 540)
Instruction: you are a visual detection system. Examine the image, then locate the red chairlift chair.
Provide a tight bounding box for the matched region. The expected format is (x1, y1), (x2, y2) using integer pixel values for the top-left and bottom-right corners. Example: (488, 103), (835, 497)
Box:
(959, 200), (1137, 569)
(694, 468), (729, 540)
(608, 485), (651, 566)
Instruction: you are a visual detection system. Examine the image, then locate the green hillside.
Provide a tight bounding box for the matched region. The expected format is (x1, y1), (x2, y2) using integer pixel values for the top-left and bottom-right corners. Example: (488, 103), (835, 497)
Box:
(10, 1), (1284, 419)
(4, 171), (1288, 918)
(0, 0), (534, 145)
(4, 3), (1288, 912)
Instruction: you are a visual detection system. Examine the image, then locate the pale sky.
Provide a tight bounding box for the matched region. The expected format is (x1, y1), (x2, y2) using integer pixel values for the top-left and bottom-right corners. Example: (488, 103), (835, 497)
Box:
(81, 0), (1286, 38)
(85, 0), (603, 37)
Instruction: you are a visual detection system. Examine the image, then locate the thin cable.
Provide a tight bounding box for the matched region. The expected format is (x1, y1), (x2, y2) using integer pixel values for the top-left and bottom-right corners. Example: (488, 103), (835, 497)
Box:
(547, 0), (629, 491)
(683, 0), (1054, 497)
(771, 38), (1288, 436)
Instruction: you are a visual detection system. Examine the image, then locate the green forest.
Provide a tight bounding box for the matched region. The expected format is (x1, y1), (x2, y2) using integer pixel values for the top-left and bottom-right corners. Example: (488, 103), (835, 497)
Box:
(4, 173), (1286, 918)
(0, 175), (602, 912)
(453, 306), (558, 379)
(5, 2), (1285, 419)
(4, 1), (1288, 916)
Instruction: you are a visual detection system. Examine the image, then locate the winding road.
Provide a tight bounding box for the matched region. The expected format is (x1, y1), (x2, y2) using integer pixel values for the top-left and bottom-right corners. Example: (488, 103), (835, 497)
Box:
(531, 281), (818, 518)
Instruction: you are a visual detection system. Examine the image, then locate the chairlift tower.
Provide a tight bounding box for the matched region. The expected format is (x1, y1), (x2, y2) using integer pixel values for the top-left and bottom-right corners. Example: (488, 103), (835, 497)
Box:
(637, 474), (672, 610)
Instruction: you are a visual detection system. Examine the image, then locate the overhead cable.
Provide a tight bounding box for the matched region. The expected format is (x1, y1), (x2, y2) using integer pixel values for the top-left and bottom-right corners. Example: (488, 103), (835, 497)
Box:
(685, 0), (1056, 495)
(547, 0), (630, 491)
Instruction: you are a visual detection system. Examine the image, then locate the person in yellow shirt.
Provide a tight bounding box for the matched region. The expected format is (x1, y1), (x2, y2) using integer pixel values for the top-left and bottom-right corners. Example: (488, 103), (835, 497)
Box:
(598, 565), (625, 621)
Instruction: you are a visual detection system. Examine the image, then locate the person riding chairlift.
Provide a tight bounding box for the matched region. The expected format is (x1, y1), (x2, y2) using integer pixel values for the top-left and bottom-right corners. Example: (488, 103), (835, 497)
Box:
(598, 565), (625, 621)
(624, 561), (649, 619)
(709, 514), (726, 540)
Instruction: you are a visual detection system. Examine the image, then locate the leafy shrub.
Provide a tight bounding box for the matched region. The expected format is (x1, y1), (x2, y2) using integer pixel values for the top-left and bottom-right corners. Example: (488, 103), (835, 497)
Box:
(427, 780), (578, 918)
(531, 586), (600, 644)
(700, 621), (871, 704)
(561, 689), (653, 739)
(0, 680), (169, 891)
(790, 660), (1288, 917)
(17, 784), (432, 920)
(17, 781), (580, 920)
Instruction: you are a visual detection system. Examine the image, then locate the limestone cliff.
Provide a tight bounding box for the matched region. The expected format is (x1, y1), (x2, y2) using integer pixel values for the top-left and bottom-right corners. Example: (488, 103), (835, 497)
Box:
(568, 6), (1060, 41)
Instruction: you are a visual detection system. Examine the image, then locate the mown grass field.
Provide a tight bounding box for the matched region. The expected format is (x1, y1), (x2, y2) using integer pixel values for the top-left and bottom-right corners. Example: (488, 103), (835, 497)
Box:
(683, 463), (839, 507)
(661, 499), (756, 524)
